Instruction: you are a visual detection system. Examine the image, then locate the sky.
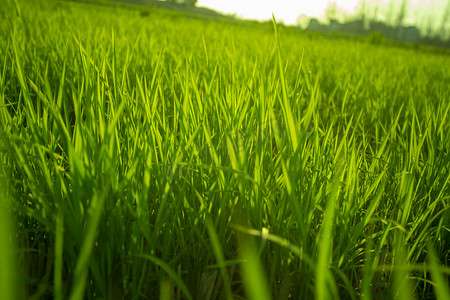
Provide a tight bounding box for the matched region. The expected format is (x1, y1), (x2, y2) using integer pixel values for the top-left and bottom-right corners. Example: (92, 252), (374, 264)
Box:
(196, 0), (448, 29)
(197, 0), (333, 23)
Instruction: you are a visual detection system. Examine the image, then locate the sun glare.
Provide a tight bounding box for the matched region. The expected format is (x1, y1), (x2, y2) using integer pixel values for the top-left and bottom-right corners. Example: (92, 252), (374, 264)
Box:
(198, 0), (448, 26)
(197, 0), (332, 23)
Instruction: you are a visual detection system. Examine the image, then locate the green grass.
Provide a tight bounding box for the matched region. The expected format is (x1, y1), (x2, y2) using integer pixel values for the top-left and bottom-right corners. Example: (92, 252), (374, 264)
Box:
(1, 0), (449, 298)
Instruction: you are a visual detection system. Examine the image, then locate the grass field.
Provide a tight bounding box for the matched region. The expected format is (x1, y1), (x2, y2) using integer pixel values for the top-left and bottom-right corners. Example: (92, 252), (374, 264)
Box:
(1, 0), (449, 299)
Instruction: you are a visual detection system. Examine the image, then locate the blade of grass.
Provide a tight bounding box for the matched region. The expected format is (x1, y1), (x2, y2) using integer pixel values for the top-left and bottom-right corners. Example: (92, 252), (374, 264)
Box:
(138, 254), (193, 300)
(205, 218), (233, 300)
(69, 190), (107, 300)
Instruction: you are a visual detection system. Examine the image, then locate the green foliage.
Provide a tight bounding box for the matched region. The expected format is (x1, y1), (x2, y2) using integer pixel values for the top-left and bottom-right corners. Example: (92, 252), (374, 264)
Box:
(1, 0), (449, 299)
(367, 30), (387, 45)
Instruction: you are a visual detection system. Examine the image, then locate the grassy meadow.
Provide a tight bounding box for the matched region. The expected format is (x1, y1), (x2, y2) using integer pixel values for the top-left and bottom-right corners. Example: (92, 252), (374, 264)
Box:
(1, 0), (449, 299)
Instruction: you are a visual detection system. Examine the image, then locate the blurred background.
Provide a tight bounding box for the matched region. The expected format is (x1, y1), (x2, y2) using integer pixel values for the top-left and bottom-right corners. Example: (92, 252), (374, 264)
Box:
(199, 0), (450, 39)
(110, 0), (449, 47)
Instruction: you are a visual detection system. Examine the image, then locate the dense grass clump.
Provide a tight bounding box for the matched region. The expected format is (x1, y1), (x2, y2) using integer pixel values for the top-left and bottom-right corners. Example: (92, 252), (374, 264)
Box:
(1, 0), (449, 299)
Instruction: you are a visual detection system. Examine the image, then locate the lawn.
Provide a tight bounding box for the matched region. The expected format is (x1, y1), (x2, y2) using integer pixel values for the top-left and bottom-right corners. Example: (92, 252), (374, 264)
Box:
(1, 0), (449, 299)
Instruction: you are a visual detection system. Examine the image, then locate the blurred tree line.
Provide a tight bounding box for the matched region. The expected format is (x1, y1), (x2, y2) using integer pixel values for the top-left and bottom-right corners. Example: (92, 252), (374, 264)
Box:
(300, 0), (449, 48)
(319, 0), (449, 40)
